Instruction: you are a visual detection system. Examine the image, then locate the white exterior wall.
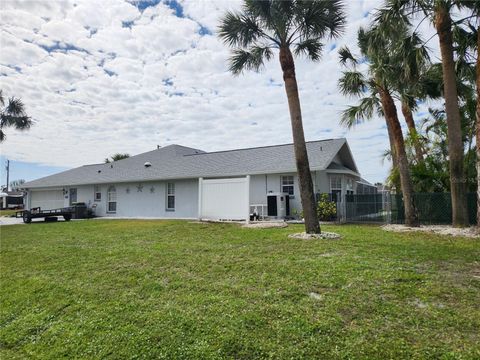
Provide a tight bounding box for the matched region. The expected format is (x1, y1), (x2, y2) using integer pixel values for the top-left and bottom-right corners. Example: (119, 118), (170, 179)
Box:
(249, 171), (332, 215)
(27, 179), (198, 219)
(98, 179), (198, 218)
(26, 170), (356, 219)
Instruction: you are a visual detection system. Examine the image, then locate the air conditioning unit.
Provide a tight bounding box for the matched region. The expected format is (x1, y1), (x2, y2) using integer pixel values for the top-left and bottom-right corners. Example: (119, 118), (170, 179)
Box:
(267, 193), (290, 218)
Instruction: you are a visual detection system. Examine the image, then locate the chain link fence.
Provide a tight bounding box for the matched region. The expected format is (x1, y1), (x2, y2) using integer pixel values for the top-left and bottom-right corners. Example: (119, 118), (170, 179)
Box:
(337, 192), (477, 225)
(391, 193), (477, 225)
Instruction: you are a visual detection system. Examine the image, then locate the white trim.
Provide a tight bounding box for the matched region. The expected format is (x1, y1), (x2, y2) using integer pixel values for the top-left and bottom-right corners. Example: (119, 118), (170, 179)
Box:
(325, 169), (360, 177)
(245, 175), (250, 224)
(198, 177), (203, 219)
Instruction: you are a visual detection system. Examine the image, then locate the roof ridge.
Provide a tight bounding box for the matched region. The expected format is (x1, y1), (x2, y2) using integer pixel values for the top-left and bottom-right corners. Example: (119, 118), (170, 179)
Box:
(183, 138), (343, 157)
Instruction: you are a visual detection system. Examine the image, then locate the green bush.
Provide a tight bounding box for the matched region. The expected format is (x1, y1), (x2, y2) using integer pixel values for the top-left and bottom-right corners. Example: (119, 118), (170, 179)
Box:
(316, 193), (337, 221)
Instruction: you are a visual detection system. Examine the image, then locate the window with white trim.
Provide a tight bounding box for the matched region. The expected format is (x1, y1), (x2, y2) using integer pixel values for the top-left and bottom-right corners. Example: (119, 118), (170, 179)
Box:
(166, 183), (175, 211)
(94, 185), (101, 201)
(107, 186), (116, 213)
(281, 175), (294, 196)
(330, 176), (342, 202)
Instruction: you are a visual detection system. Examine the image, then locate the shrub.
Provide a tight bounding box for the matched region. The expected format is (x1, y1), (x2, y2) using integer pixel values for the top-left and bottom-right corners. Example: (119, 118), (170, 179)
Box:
(316, 193), (337, 221)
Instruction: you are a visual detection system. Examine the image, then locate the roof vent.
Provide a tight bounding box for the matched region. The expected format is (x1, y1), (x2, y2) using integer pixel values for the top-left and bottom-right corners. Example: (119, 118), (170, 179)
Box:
(144, 162), (152, 168)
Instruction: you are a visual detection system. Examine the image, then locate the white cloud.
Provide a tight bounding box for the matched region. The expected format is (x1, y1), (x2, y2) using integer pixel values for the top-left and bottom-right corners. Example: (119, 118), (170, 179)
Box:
(0, 0), (442, 183)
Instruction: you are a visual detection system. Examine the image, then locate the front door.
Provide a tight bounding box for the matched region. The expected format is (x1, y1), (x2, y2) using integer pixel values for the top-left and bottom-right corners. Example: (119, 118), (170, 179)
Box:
(69, 188), (77, 205)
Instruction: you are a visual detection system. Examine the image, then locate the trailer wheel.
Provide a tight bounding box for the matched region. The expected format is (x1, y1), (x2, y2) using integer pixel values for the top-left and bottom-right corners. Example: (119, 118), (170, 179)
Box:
(64, 214), (72, 221)
(23, 211), (32, 224)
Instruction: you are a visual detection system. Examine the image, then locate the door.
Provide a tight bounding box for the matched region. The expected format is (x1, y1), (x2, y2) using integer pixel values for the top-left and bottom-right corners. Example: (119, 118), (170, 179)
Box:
(30, 190), (64, 210)
(69, 188), (77, 205)
(267, 196), (277, 216)
(200, 177), (249, 220)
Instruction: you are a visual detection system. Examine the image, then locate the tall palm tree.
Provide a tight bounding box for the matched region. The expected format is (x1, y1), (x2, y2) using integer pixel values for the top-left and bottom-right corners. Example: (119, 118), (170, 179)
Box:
(380, 0), (470, 226)
(455, 0), (479, 228)
(218, 0), (346, 234)
(338, 24), (422, 227)
(0, 90), (32, 142)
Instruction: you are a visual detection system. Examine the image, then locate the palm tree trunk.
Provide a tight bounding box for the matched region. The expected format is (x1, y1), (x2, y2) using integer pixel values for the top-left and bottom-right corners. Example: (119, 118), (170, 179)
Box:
(435, 6), (468, 227)
(386, 116), (401, 190)
(379, 87), (419, 227)
(401, 101), (424, 163)
(279, 46), (320, 234)
(476, 26), (480, 231)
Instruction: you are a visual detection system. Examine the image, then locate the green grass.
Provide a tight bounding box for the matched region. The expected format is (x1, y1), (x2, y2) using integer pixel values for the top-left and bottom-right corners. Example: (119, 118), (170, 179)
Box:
(0, 209), (19, 217)
(1, 220), (479, 359)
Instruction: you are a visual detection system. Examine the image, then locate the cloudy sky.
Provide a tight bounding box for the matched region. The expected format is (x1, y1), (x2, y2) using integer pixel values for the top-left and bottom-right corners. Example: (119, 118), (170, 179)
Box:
(0, 0), (439, 185)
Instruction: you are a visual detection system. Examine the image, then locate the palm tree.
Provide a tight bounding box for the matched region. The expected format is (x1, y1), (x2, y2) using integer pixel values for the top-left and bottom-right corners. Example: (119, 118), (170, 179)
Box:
(379, 0), (470, 226)
(455, 0), (479, 229)
(338, 24), (421, 227)
(218, 0), (346, 234)
(105, 153), (130, 163)
(0, 90), (32, 142)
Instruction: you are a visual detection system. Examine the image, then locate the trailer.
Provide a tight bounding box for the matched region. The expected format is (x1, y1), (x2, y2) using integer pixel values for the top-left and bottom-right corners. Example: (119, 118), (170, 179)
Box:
(17, 207), (74, 224)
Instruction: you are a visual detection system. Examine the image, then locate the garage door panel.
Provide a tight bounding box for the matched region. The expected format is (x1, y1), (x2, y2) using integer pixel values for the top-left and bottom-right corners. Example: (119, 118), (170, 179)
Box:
(30, 190), (64, 210)
(200, 178), (248, 220)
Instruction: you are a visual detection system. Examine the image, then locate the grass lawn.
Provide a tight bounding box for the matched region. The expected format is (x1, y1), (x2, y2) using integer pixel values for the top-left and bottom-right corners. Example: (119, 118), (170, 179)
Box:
(0, 209), (19, 217)
(1, 220), (479, 359)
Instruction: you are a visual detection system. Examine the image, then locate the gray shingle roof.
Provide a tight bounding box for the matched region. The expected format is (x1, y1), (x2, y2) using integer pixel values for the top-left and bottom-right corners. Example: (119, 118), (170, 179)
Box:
(24, 138), (354, 188)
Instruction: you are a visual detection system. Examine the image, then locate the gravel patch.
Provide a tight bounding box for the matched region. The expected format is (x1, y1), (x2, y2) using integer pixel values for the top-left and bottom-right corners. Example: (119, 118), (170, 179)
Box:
(243, 221), (288, 229)
(382, 224), (479, 238)
(288, 231), (341, 240)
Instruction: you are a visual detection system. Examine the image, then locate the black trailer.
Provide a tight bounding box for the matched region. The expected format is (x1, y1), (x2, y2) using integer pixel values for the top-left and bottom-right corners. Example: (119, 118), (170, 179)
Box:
(17, 207), (74, 224)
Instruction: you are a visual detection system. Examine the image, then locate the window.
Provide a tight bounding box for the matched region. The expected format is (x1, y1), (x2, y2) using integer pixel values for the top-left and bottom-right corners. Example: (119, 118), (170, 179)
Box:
(166, 183), (175, 210)
(69, 188), (77, 205)
(107, 186), (116, 213)
(94, 185), (101, 201)
(346, 178), (354, 195)
(281, 176), (294, 196)
(330, 176), (342, 202)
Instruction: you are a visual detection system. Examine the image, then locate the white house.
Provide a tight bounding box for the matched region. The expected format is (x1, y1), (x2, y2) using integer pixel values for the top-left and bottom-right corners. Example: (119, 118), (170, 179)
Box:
(22, 138), (375, 220)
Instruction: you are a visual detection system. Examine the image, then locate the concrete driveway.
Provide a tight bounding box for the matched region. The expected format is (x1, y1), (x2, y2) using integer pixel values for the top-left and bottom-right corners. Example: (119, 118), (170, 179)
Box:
(0, 217), (25, 226)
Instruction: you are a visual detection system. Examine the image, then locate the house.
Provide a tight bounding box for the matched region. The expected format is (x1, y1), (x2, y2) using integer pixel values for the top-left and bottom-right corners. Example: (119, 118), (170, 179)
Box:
(22, 138), (376, 220)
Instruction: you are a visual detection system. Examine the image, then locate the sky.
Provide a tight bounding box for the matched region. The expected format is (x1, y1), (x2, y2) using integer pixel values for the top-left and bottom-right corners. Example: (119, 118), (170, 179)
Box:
(0, 0), (441, 186)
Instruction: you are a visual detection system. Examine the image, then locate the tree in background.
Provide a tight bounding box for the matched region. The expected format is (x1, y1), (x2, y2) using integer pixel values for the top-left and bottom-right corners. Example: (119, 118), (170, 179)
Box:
(218, 0), (346, 233)
(455, 0), (479, 229)
(0, 90), (32, 142)
(338, 22), (426, 226)
(381, 0), (470, 226)
(105, 153), (130, 163)
(9, 179), (25, 191)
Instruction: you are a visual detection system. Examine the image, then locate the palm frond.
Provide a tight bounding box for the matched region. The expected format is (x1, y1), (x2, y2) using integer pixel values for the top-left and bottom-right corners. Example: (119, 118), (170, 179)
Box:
(338, 46), (357, 66)
(294, 0), (346, 40)
(293, 39), (322, 60)
(228, 46), (273, 75)
(0, 115), (32, 129)
(338, 71), (367, 96)
(218, 11), (264, 47)
(0, 90), (4, 107)
(6, 98), (26, 116)
(340, 96), (380, 128)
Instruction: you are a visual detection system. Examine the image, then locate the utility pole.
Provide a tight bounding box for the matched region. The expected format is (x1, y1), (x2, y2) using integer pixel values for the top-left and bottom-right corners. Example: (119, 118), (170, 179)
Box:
(5, 160), (9, 192)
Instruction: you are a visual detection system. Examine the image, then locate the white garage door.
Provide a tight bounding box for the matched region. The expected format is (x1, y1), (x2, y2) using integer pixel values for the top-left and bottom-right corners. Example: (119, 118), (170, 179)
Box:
(200, 177), (249, 221)
(30, 190), (65, 210)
